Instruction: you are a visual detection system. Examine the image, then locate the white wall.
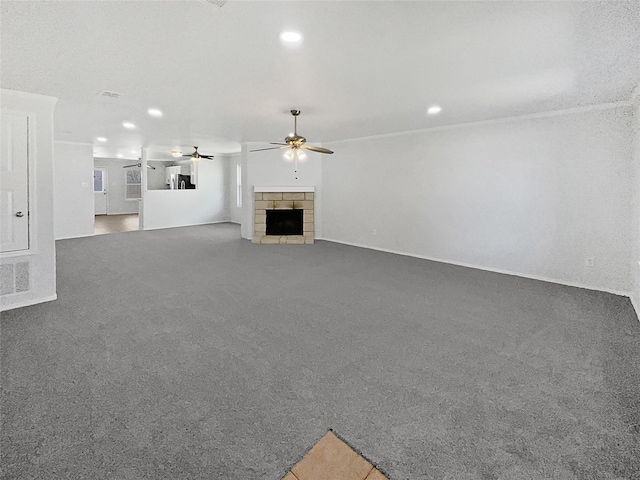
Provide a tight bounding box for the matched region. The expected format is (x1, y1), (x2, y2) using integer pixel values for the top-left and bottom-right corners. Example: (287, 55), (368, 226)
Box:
(1, 89), (57, 310)
(228, 156), (243, 224)
(243, 144), (323, 239)
(53, 141), (94, 239)
(93, 158), (140, 215)
(142, 157), (226, 230)
(147, 161), (170, 190)
(631, 88), (640, 313)
(322, 105), (633, 293)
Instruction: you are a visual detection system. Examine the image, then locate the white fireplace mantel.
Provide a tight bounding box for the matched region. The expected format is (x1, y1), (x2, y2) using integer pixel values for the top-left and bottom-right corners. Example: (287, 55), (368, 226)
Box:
(254, 186), (315, 193)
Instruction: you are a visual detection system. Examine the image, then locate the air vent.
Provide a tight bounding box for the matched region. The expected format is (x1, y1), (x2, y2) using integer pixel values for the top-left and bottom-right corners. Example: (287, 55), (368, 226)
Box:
(98, 90), (123, 99)
(202, 0), (226, 7)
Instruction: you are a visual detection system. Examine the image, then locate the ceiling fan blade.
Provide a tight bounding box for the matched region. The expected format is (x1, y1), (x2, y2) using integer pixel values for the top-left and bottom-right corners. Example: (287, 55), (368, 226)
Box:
(182, 154), (194, 157)
(301, 144), (334, 154)
(269, 142), (288, 146)
(200, 155), (215, 159)
(123, 163), (140, 168)
(147, 165), (156, 170)
(250, 146), (289, 152)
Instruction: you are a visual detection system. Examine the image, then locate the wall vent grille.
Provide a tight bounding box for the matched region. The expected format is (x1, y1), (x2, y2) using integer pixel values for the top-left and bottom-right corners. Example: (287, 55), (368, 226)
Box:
(0, 261), (30, 296)
(98, 90), (123, 99)
(202, 0), (227, 7)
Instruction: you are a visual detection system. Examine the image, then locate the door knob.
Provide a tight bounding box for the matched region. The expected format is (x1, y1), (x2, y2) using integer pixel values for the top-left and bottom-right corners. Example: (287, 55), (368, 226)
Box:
(15, 211), (24, 217)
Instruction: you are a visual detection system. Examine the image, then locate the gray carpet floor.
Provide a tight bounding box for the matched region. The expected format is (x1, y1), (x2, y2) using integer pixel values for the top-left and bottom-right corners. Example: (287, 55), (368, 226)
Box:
(1, 223), (639, 479)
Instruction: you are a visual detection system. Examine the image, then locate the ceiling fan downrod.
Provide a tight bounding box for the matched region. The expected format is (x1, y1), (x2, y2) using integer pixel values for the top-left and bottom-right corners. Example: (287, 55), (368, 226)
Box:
(291, 109), (300, 136)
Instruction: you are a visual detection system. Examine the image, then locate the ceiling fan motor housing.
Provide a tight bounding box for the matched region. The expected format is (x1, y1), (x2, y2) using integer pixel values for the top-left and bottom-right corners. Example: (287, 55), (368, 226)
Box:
(285, 135), (306, 146)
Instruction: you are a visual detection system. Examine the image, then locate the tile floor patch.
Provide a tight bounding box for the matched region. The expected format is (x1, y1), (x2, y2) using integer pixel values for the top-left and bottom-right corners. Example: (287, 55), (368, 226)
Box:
(284, 431), (388, 480)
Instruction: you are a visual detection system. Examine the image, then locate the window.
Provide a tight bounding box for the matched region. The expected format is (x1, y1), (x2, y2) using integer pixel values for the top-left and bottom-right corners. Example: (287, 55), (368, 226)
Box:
(236, 164), (242, 207)
(125, 169), (142, 200)
(93, 169), (105, 192)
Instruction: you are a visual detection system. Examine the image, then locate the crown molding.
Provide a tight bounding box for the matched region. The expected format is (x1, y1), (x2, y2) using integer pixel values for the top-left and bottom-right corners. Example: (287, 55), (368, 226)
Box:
(328, 100), (632, 145)
(54, 140), (93, 146)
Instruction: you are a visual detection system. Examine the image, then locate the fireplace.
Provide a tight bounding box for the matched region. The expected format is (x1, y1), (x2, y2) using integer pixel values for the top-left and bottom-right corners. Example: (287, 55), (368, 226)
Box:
(266, 209), (303, 236)
(252, 187), (315, 244)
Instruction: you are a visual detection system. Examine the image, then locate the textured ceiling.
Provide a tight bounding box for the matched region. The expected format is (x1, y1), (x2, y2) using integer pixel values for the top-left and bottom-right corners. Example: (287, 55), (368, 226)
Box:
(2, 0), (639, 159)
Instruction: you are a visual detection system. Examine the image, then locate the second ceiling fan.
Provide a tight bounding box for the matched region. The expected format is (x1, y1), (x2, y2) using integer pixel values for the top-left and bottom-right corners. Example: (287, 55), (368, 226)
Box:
(182, 146), (215, 160)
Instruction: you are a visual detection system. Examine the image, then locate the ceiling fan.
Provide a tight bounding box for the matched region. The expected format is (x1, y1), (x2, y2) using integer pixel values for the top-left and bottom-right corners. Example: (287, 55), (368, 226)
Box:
(182, 146), (214, 161)
(123, 161), (155, 170)
(250, 110), (334, 155)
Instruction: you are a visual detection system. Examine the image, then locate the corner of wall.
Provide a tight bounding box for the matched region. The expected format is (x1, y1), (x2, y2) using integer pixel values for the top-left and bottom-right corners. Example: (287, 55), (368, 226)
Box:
(630, 85), (640, 322)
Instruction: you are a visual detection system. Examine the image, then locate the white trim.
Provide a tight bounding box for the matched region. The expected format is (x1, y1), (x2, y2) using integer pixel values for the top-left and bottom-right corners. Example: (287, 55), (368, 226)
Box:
(54, 140), (92, 146)
(142, 219), (228, 231)
(254, 186), (315, 192)
(630, 294), (640, 322)
(55, 233), (95, 241)
(1, 294), (57, 312)
(327, 101), (632, 145)
(0, 248), (39, 258)
(317, 237), (631, 297)
(0, 89), (58, 106)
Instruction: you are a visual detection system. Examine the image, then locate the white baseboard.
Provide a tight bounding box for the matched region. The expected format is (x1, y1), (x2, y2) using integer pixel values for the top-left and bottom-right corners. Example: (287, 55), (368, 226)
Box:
(1, 294), (58, 312)
(142, 220), (229, 232)
(317, 237), (631, 298)
(630, 294), (640, 323)
(55, 232), (95, 241)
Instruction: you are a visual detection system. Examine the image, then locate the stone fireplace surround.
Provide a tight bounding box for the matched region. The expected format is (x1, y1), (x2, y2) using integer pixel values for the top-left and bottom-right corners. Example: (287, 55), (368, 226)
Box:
(252, 186), (314, 244)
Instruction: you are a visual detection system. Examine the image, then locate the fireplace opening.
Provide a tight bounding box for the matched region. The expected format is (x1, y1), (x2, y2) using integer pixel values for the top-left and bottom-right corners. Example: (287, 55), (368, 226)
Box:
(266, 209), (303, 236)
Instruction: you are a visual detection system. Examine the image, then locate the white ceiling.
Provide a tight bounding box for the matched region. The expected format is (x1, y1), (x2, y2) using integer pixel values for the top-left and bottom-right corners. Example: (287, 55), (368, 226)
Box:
(2, 0), (639, 159)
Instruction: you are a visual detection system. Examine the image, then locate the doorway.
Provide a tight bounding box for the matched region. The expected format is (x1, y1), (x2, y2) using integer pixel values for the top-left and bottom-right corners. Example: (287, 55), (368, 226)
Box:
(93, 164), (140, 235)
(94, 168), (107, 215)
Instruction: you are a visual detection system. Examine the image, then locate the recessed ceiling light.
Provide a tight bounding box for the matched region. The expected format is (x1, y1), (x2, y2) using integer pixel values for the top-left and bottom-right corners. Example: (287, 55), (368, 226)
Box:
(130, 150), (137, 154)
(122, 121), (136, 129)
(280, 31), (302, 43)
(427, 105), (442, 115)
(117, 154), (124, 158)
(171, 150), (182, 158)
(96, 137), (107, 142)
(147, 108), (163, 117)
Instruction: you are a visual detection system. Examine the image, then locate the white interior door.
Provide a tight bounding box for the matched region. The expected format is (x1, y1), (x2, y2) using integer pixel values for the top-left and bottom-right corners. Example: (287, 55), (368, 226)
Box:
(94, 168), (107, 215)
(0, 111), (29, 253)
